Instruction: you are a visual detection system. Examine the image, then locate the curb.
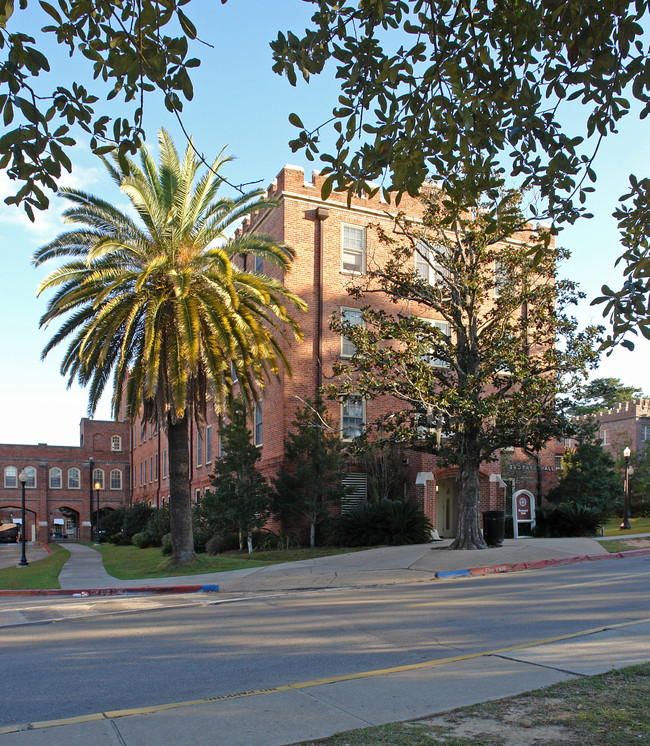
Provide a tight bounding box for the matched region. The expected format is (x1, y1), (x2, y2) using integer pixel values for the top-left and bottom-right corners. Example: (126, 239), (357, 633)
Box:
(0, 584), (219, 597)
(435, 547), (650, 580)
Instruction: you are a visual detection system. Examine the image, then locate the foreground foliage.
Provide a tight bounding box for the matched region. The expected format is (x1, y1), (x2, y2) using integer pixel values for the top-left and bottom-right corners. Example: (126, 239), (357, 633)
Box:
(335, 499), (432, 547)
(272, 0), (650, 347)
(34, 130), (305, 565)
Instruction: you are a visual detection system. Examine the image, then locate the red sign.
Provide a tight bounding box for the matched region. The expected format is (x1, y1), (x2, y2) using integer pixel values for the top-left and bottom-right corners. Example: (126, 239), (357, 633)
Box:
(516, 494), (532, 521)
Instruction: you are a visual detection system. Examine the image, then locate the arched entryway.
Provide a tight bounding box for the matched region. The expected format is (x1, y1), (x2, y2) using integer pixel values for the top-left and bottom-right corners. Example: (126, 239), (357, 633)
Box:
(435, 478), (458, 538)
(1, 506), (37, 542)
(52, 507), (80, 540)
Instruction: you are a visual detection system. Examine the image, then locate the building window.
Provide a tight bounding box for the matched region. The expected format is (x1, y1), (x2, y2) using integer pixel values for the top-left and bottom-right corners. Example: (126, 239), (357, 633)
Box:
(4, 466), (17, 488)
(254, 402), (263, 446)
(110, 469), (122, 490)
(22, 466), (36, 489)
(162, 449), (167, 479)
(154, 453), (158, 481)
(206, 425), (212, 464)
(219, 435), (225, 458)
(494, 259), (508, 297)
(599, 429), (609, 445)
(416, 240), (448, 284)
(341, 224), (365, 273)
(642, 424), (650, 442)
(341, 307), (363, 358)
(197, 429), (203, 466)
(68, 468), (81, 489)
(254, 255), (264, 274)
(195, 488), (202, 504)
(139, 462), (143, 487)
(140, 420), (146, 443)
(341, 397), (365, 440)
(93, 468), (105, 489)
(111, 435), (122, 452)
(230, 361), (239, 383)
(555, 455), (563, 470)
(49, 468), (62, 489)
(422, 318), (450, 368)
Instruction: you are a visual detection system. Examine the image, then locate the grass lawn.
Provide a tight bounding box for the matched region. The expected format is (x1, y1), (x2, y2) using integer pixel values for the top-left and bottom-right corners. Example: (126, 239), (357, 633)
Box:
(602, 515), (650, 537)
(90, 543), (365, 580)
(295, 663), (650, 745)
(0, 544), (70, 589)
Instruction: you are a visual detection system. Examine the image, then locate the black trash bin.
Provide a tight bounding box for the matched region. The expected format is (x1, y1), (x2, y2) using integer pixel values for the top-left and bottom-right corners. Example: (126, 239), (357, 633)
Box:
(483, 510), (506, 547)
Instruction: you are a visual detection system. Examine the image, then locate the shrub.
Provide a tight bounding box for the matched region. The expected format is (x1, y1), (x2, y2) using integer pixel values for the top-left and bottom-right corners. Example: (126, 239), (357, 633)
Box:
(109, 531), (131, 545)
(161, 533), (172, 556)
(132, 531), (153, 549)
(144, 505), (170, 546)
(534, 502), (604, 538)
(205, 532), (239, 555)
(100, 507), (126, 538)
(122, 503), (155, 542)
(337, 499), (432, 547)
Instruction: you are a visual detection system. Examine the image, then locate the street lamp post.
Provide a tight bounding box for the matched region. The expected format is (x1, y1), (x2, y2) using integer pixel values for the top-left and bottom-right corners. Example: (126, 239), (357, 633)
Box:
(94, 481), (102, 546)
(17, 469), (29, 567)
(620, 446), (631, 530)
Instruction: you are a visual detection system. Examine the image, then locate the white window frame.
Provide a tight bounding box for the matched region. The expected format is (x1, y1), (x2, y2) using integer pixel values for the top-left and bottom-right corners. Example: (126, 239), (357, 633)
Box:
(415, 240), (448, 284)
(110, 469), (122, 490)
(254, 402), (263, 446)
(68, 468), (81, 489)
(642, 424), (650, 442)
(4, 466), (17, 488)
(341, 307), (363, 358)
(92, 468), (105, 490)
(341, 397), (365, 441)
(599, 429), (609, 446)
(197, 429), (203, 467)
(421, 318), (450, 368)
(254, 255), (264, 274)
(111, 435), (122, 452)
(23, 466), (36, 489)
(162, 449), (167, 479)
(49, 467), (62, 489)
(341, 224), (366, 274)
(206, 425), (212, 464)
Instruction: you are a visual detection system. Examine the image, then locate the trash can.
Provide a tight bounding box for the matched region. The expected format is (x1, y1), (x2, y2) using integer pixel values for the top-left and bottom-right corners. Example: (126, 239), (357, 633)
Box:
(483, 510), (506, 547)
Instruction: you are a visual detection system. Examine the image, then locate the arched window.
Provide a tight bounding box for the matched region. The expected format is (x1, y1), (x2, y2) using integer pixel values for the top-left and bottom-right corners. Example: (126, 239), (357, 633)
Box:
(23, 467), (36, 488)
(4, 466), (17, 488)
(92, 468), (105, 489)
(110, 469), (122, 490)
(49, 467), (62, 489)
(68, 468), (81, 489)
(111, 435), (122, 452)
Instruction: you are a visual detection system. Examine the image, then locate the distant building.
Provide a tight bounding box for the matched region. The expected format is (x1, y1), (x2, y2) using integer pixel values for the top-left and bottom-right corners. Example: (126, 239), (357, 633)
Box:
(0, 419), (130, 543)
(584, 399), (650, 457)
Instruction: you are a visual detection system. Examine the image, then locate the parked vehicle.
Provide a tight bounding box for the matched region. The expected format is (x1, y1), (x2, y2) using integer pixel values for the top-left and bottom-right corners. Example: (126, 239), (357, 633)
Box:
(0, 522), (19, 543)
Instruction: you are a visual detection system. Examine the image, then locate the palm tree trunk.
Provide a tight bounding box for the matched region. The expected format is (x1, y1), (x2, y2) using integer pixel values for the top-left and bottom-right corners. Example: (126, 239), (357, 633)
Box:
(168, 414), (196, 564)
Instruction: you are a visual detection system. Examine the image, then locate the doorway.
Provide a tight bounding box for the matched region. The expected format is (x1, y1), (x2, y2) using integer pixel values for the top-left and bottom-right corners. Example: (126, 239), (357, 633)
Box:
(435, 478), (458, 538)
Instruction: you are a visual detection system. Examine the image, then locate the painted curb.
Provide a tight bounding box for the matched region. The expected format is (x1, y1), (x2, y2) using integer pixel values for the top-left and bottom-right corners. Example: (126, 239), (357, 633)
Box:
(436, 547), (650, 580)
(0, 584), (218, 597)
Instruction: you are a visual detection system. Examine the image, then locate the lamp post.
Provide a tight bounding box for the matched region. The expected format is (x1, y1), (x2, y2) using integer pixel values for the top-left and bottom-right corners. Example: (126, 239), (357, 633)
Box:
(620, 446), (631, 530)
(17, 469), (29, 567)
(94, 481), (102, 546)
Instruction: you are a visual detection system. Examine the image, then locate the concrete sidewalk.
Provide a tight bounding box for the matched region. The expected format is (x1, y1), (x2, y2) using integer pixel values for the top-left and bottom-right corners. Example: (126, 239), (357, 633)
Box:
(53, 535), (635, 593)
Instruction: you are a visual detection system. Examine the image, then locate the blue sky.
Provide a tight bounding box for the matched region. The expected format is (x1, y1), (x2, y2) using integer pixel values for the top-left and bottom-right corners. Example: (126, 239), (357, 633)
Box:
(0, 1), (648, 445)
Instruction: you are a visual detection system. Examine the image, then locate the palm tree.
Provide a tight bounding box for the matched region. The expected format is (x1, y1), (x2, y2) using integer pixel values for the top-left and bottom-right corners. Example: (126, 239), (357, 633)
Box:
(34, 130), (306, 564)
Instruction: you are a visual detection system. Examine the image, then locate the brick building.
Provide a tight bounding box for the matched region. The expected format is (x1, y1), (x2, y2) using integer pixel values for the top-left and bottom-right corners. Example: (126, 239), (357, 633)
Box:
(128, 165), (558, 536)
(587, 399), (650, 457)
(0, 419), (131, 543)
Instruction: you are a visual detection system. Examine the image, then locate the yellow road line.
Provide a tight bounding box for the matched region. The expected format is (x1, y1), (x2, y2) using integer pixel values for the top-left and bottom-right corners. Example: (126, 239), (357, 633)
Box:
(409, 571), (650, 607)
(2, 616), (649, 735)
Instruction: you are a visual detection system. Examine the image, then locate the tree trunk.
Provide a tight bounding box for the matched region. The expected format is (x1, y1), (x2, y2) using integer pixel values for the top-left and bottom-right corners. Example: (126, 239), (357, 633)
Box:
(449, 436), (487, 550)
(168, 415), (196, 564)
(309, 517), (316, 549)
(247, 533), (253, 554)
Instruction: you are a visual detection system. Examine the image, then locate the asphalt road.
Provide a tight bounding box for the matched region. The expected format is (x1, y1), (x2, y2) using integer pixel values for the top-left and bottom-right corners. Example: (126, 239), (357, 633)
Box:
(2, 556), (649, 728)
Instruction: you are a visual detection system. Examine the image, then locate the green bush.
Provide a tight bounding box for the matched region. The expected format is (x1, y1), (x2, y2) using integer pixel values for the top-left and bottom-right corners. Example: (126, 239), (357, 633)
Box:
(337, 499), (432, 547)
(122, 502), (154, 542)
(109, 531), (131, 545)
(205, 532), (239, 555)
(534, 502), (604, 537)
(132, 531), (153, 549)
(100, 507), (126, 538)
(161, 533), (172, 556)
(144, 505), (170, 546)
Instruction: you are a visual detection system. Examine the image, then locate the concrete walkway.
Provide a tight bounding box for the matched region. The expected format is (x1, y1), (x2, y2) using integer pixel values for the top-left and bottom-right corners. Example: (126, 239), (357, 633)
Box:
(52, 534), (645, 592)
(0, 543), (49, 569)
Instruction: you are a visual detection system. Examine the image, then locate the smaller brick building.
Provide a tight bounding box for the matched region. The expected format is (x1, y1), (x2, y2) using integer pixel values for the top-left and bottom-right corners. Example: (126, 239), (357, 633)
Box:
(589, 400), (650, 456)
(0, 419), (131, 542)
